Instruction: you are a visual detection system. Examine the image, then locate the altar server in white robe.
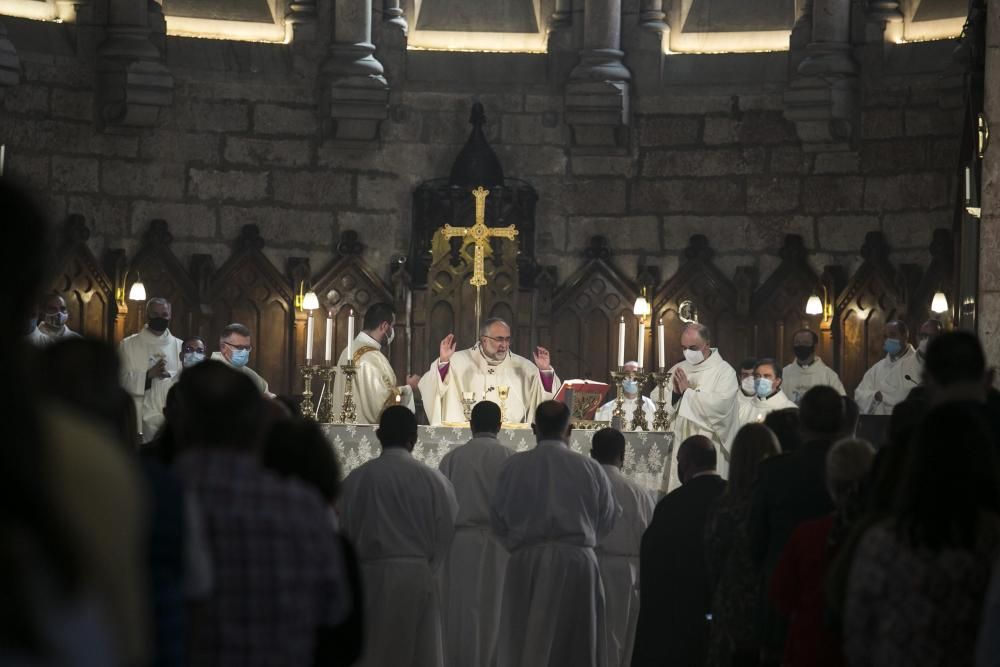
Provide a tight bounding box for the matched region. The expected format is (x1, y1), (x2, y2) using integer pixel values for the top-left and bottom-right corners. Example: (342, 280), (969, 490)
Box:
(595, 360), (656, 428)
(338, 406), (459, 667)
(34, 293), (83, 344)
(210, 322), (273, 396)
(854, 320), (923, 415)
(438, 401), (514, 667)
(664, 323), (740, 491)
(492, 401), (619, 667)
(782, 328), (846, 403)
(118, 297), (182, 434)
(739, 358), (798, 425)
(590, 428), (655, 667)
(332, 302), (419, 424)
(141, 336), (205, 441)
(737, 357), (758, 417)
(418, 318), (559, 425)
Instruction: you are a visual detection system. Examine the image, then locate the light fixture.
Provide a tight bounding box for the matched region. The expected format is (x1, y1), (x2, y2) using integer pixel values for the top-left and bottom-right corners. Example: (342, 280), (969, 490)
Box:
(128, 280), (147, 301)
(931, 291), (949, 314)
(117, 268), (145, 307)
(633, 293), (651, 326)
(805, 295), (823, 316)
(302, 290), (320, 311)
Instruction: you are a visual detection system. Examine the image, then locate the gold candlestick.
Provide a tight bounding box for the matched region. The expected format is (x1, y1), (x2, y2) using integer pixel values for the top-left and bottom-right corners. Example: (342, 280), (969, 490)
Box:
(299, 364), (319, 419)
(461, 392), (476, 421)
(609, 367), (627, 427)
(316, 366), (338, 424)
(497, 386), (510, 424)
(340, 361), (358, 424)
(651, 368), (673, 431)
(629, 367), (650, 432)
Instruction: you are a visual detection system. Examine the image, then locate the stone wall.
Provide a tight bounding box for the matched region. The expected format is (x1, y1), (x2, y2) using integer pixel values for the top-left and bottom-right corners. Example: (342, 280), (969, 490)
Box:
(0, 15), (962, 295)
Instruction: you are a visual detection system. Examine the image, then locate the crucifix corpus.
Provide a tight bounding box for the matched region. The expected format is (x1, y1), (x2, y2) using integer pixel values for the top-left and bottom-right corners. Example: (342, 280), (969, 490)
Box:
(441, 186), (518, 334)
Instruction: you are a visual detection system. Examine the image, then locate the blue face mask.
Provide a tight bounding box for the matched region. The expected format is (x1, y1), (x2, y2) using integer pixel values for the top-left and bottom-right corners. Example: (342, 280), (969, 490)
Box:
(182, 352), (205, 369)
(883, 338), (903, 357)
(623, 379), (639, 394)
(755, 378), (773, 399)
(229, 348), (250, 368)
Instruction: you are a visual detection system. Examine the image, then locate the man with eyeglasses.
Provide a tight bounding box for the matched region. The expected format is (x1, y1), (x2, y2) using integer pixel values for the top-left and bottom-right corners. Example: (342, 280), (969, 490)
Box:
(418, 317), (560, 425)
(141, 336), (207, 441)
(211, 323), (273, 396)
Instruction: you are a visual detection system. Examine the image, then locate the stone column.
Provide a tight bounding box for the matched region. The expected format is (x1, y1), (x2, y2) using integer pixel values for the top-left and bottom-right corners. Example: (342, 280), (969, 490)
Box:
(867, 0), (903, 42)
(322, 0), (390, 142)
(96, 0), (173, 129)
(640, 0), (666, 30)
(384, 0), (408, 35)
(565, 0), (631, 151)
(0, 20), (20, 87)
(285, 0), (318, 42)
(978, 0), (1000, 366)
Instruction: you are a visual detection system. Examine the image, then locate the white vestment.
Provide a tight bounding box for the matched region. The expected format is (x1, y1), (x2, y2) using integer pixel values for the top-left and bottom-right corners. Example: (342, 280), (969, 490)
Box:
(781, 357), (847, 403)
(339, 448), (459, 667)
(597, 464), (656, 667)
(737, 389), (798, 426)
(331, 332), (414, 425)
(119, 326), (182, 434)
(854, 345), (923, 415)
(664, 349), (740, 491)
(492, 440), (619, 667)
(418, 345), (559, 425)
(209, 352), (271, 395)
(34, 323), (83, 345)
(26, 326), (48, 346)
(438, 433), (515, 667)
(141, 373), (179, 443)
(594, 395), (657, 430)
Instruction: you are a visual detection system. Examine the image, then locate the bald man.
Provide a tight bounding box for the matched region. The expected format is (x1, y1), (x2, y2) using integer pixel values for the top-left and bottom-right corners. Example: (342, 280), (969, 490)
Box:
(118, 297), (183, 435)
(854, 320), (923, 415)
(916, 318), (944, 361)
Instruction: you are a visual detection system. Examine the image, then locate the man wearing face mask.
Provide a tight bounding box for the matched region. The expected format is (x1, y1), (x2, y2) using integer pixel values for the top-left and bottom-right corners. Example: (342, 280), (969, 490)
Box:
(141, 336), (206, 441)
(737, 358), (758, 417)
(781, 329), (846, 404)
(595, 360), (657, 429)
(118, 297), (183, 435)
(34, 293), (83, 345)
(331, 302), (419, 424)
(854, 320), (923, 415)
(211, 323), (272, 396)
(739, 358), (798, 425)
(916, 319), (944, 362)
(662, 323), (740, 492)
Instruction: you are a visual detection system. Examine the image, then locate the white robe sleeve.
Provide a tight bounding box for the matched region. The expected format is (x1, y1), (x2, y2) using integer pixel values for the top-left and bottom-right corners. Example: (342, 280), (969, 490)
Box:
(828, 368), (848, 397)
(355, 360), (394, 424)
(118, 339), (148, 399)
(417, 359), (453, 425)
(594, 464), (619, 543)
(431, 473), (459, 570)
(853, 364), (880, 415)
(677, 374), (738, 435)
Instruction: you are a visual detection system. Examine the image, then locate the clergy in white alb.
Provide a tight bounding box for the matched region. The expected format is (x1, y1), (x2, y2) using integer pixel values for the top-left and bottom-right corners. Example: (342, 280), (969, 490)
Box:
(664, 323), (740, 491)
(736, 357), (757, 421)
(34, 293), (83, 345)
(331, 303), (419, 424)
(141, 336), (206, 441)
(210, 323), (272, 396)
(338, 406), (459, 667)
(492, 401), (619, 667)
(438, 401), (515, 667)
(595, 361), (656, 429)
(738, 358), (798, 425)
(854, 320), (923, 415)
(916, 318), (945, 363)
(118, 297), (182, 435)
(590, 428), (656, 667)
(782, 329), (846, 403)
(418, 318), (559, 425)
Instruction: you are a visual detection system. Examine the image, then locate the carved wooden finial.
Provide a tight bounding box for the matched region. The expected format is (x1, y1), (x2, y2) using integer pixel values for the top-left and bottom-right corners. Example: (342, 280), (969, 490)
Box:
(860, 231), (889, 264)
(144, 219), (173, 247)
(778, 234), (808, 263)
(337, 230), (364, 257)
(237, 224), (265, 252)
(63, 214), (90, 245)
(684, 234), (714, 261)
(584, 236), (611, 261)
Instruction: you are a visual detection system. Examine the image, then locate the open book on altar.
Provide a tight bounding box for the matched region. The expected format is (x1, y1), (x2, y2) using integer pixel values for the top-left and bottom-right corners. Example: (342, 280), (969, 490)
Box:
(554, 380), (611, 420)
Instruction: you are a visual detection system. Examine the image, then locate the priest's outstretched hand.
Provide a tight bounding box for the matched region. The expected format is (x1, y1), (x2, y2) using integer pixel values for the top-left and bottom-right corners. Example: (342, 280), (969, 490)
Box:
(406, 374), (420, 389)
(439, 334), (457, 363)
(533, 346), (552, 371)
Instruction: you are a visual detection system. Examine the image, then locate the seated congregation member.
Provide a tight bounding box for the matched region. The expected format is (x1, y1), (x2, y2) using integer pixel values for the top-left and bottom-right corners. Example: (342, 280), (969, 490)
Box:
(595, 360), (656, 429)
(34, 293), (83, 344)
(211, 323), (272, 396)
(633, 435), (727, 667)
(339, 405), (458, 667)
(119, 297), (183, 436)
(739, 358), (797, 426)
(765, 408), (802, 453)
(141, 336), (206, 442)
(771, 438), (875, 667)
(843, 404), (1000, 666)
(854, 319), (922, 415)
(704, 424), (781, 667)
(782, 329), (846, 403)
(492, 401), (618, 667)
(590, 428), (656, 667)
(438, 401), (514, 667)
(749, 385), (847, 664)
(172, 361), (349, 666)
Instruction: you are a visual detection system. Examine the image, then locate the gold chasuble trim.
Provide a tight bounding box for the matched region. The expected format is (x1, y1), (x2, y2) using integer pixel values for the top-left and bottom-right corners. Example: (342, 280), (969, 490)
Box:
(353, 345), (402, 409)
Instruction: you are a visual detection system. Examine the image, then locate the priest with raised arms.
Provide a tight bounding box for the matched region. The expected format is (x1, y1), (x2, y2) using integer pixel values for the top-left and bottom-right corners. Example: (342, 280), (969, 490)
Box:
(665, 323), (739, 491)
(332, 302), (419, 424)
(118, 296), (182, 435)
(418, 317), (559, 425)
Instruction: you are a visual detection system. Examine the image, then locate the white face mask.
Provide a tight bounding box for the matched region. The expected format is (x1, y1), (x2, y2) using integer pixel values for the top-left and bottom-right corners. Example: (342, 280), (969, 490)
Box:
(741, 376), (756, 395)
(683, 348), (705, 365)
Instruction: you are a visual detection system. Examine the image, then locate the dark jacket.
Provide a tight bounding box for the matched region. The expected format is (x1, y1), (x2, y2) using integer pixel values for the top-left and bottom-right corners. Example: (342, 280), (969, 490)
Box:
(632, 473), (727, 667)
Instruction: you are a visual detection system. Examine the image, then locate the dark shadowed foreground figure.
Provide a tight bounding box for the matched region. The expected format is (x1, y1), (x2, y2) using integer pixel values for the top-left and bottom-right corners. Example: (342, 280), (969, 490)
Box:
(633, 434), (727, 667)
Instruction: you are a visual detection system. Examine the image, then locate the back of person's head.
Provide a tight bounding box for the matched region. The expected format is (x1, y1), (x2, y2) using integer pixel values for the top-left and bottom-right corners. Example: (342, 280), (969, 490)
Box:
(888, 397), (927, 449)
(825, 438), (875, 509)
(377, 405), (418, 450)
(895, 403), (1000, 550)
(739, 358), (757, 372)
(262, 418), (342, 503)
(362, 302), (395, 331)
(764, 408), (802, 453)
(677, 434), (717, 484)
(0, 181), (52, 344)
(533, 400), (571, 440)
(591, 428), (626, 467)
(799, 385), (845, 438)
(470, 401), (502, 435)
(727, 424), (780, 499)
(923, 331), (987, 387)
(273, 394), (303, 418)
(174, 360), (262, 450)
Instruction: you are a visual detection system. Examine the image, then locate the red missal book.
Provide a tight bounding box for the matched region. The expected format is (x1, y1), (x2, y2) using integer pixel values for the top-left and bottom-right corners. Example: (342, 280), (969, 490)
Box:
(554, 379), (611, 420)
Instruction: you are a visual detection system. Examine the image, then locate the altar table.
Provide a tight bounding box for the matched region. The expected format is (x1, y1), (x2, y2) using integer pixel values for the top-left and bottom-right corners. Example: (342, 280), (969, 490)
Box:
(323, 424), (677, 493)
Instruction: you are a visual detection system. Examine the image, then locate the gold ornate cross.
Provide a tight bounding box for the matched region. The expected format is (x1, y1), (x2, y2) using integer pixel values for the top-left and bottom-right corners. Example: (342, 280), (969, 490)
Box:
(441, 186), (518, 288)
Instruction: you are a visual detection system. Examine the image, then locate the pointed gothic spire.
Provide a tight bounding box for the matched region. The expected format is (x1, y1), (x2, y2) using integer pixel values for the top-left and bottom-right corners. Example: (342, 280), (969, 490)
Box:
(449, 102), (504, 188)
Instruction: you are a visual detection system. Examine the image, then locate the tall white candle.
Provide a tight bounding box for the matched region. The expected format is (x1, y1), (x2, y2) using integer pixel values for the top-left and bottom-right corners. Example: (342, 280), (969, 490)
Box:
(306, 312), (314, 363)
(324, 314), (333, 363)
(617, 316), (625, 369)
(658, 319), (665, 370)
(637, 321), (645, 368)
(965, 166), (972, 202)
(0, 144), (5, 177)
(347, 309), (355, 360)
